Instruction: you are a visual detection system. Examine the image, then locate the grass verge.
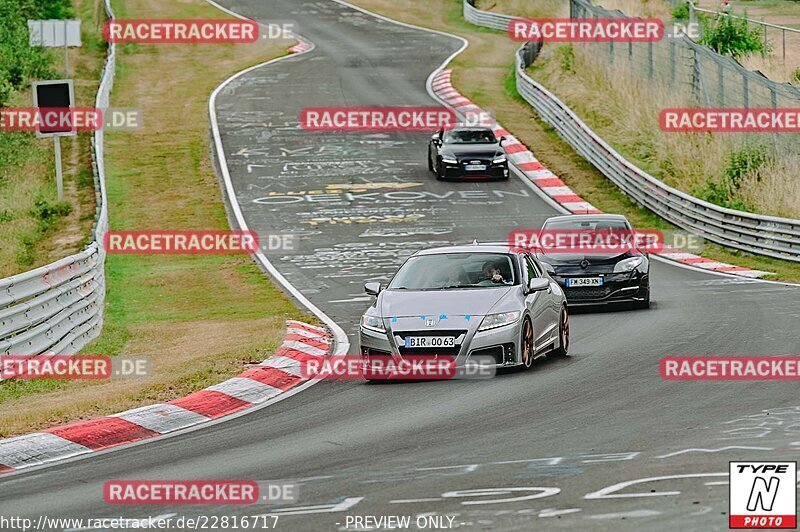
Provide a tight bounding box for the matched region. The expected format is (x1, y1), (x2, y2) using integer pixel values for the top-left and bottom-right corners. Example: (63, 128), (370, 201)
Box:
(0, 0), (309, 437)
(349, 0), (800, 281)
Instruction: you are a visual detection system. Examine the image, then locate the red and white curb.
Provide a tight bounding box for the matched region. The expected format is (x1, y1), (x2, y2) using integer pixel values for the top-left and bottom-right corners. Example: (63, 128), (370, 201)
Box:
(288, 36), (314, 54)
(431, 69), (770, 279)
(0, 320), (330, 474)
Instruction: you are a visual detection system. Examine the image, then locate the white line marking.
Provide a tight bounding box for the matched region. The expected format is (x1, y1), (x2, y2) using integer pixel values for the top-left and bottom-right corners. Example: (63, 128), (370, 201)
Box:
(389, 498), (444, 504)
(657, 446), (772, 459)
(585, 473), (728, 499)
(588, 510), (661, 519)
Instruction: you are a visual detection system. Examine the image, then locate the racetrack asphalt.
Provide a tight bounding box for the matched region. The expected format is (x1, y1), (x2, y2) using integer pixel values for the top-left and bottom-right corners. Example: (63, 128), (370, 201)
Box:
(1, 1), (800, 530)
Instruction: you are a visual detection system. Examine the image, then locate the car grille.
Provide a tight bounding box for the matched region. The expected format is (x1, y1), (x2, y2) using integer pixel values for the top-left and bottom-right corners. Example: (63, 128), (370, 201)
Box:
(398, 347), (461, 357)
(462, 159), (491, 169)
(566, 287), (611, 300)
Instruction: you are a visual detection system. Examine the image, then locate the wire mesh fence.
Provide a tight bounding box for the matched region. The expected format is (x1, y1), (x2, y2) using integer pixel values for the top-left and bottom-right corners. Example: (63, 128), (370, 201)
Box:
(571, 0), (800, 156)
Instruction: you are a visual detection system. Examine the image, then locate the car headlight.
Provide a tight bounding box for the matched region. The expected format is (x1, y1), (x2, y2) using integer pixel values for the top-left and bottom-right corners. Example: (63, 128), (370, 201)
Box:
(478, 311), (521, 331)
(614, 256), (645, 273)
(361, 314), (385, 333)
(492, 155), (507, 164)
(441, 156), (458, 164)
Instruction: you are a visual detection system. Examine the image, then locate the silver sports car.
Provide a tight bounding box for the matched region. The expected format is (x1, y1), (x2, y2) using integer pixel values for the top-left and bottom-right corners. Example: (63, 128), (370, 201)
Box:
(359, 243), (569, 379)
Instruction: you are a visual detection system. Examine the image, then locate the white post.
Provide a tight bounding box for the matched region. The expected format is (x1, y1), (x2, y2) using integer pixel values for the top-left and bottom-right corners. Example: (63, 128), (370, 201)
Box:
(54, 136), (64, 201)
(63, 20), (69, 77)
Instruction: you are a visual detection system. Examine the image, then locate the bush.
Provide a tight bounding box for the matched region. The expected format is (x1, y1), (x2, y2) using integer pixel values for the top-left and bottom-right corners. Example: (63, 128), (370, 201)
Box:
(558, 45), (575, 73)
(31, 0), (75, 19)
(699, 11), (766, 59)
(791, 68), (800, 85)
(0, 0), (74, 107)
(725, 143), (769, 187)
(671, 1), (690, 20)
(693, 143), (769, 211)
(31, 198), (72, 229)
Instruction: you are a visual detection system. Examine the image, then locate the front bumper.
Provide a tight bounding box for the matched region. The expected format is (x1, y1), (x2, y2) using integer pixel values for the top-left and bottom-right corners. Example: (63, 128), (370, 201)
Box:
(358, 316), (523, 371)
(552, 272), (649, 306)
(441, 161), (508, 180)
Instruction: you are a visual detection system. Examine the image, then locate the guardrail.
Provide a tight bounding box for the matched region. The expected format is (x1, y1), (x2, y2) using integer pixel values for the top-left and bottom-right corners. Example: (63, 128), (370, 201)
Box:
(463, 0), (800, 262)
(0, 0), (114, 360)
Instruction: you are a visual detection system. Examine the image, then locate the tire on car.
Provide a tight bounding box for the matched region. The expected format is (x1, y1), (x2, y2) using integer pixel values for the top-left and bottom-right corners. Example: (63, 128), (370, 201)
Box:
(552, 305), (569, 357)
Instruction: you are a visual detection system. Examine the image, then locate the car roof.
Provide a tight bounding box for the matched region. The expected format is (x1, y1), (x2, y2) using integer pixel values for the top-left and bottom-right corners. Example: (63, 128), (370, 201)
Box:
(543, 214), (629, 224)
(412, 243), (519, 256)
(446, 126), (494, 132)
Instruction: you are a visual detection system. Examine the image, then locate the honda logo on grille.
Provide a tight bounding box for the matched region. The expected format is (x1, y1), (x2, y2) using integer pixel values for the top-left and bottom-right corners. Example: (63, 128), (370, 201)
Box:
(580, 259), (590, 269)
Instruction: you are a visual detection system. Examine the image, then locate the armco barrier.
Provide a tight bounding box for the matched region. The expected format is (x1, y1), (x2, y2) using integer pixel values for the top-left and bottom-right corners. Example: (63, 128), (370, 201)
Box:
(463, 0), (800, 263)
(0, 0), (114, 362)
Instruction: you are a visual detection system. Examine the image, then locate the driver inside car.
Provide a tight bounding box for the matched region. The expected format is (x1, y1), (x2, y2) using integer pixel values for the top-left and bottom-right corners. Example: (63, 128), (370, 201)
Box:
(477, 262), (506, 286)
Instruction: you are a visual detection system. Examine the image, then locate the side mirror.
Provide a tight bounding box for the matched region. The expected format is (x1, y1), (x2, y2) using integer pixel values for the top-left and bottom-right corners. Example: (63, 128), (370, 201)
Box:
(541, 262), (555, 274)
(499, 136), (507, 145)
(527, 278), (550, 293)
(364, 282), (382, 296)
(431, 132), (441, 143)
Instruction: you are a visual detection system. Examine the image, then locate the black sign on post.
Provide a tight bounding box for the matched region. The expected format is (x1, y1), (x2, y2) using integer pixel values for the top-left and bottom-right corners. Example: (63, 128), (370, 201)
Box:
(33, 79), (75, 138)
(33, 79), (75, 201)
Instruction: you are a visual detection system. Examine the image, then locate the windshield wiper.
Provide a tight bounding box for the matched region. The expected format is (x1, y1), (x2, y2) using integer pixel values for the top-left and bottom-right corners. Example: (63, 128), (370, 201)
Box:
(439, 284), (481, 290)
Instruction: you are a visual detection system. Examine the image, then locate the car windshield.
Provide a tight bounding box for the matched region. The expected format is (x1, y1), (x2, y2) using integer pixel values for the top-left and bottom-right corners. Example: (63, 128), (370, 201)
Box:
(388, 253), (516, 290)
(442, 129), (497, 144)
(543, 218), (630, 231)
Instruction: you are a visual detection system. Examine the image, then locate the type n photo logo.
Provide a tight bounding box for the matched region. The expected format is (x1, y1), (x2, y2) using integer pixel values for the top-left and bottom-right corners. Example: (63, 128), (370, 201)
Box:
(730, 461), (797, 529)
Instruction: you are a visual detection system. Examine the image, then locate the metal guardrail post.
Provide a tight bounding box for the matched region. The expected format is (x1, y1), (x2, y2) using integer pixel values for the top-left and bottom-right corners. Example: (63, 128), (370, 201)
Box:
(691, 47), (701, 103)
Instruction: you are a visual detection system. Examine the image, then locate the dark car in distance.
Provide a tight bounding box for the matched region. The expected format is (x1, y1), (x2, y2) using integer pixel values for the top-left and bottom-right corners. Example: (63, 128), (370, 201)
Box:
(428, 126), (509, 180)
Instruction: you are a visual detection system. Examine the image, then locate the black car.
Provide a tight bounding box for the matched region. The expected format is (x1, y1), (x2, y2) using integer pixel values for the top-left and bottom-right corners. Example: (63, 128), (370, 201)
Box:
(428, 127), (509, 180)
(535, 214), (651, 308)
